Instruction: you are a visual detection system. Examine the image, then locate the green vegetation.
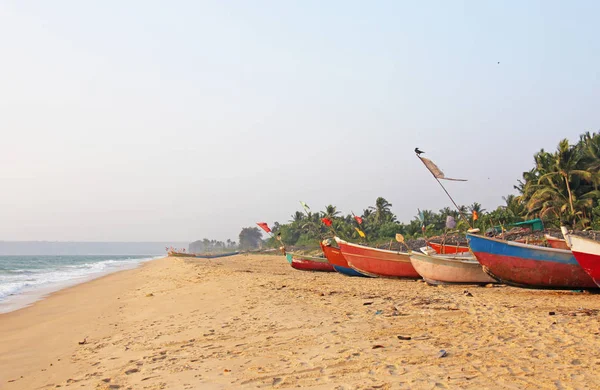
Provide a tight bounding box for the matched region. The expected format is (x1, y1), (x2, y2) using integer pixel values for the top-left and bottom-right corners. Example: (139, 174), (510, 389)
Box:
(256, 132), (600, 249)
(238, 227), (263, 250)
(189, 239), (237, 254)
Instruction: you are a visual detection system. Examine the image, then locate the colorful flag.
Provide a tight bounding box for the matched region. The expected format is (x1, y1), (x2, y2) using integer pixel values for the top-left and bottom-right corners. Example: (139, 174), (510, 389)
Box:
(418, 156), (467, 181)
(355, 227), (366, 238)
(256, 222), (271, 233)
(472, 210), (479, 221)
(418, 209), (424, 222)
(445, 215), (456, 229)
(321, 217), (332, 227)
(354, 215), (363, 225)
(299, 201), (310, 214)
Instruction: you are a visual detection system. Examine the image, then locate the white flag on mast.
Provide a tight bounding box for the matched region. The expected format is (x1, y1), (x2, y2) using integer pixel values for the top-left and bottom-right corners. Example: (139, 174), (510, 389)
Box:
(419, 157), (467, 181)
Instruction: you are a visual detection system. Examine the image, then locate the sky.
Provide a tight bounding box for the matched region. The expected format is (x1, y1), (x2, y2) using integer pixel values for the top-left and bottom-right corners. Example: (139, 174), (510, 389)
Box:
(0, 1), (598, 242)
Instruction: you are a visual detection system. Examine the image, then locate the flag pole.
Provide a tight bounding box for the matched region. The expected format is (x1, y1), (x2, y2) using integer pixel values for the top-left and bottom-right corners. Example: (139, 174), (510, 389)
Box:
(417, 155), (472, 228)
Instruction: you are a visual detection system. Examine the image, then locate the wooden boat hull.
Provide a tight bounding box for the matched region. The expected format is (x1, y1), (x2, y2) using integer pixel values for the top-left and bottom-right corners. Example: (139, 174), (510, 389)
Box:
(409, 252), (495, 285)
(467, 234), (596, 289)
(320, 242), (367, 277)
(428, 242), (470, 255)
(168, 252), (190, 257)
(564, 234), (600, 288)
(545, 234), (569, 250)
(335, 237), (420, 278)
(286, 253), (335, 272)
(195, 251), (239, 259)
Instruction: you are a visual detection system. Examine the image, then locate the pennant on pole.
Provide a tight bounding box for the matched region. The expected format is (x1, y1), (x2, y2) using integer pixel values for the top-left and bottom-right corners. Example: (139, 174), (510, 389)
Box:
(355, 227), (366, 238)
(256, 222), (271, 233)
(299, 201), (310, 214)
(352, 211), (363, 225)
(445, 215), (456, 229)
(472, 210), (479, 221)
(321, 217), (332, 227)
(419, 156), (467, 181)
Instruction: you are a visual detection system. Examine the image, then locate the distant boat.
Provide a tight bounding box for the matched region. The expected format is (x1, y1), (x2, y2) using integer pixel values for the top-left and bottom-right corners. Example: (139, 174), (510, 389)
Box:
(167, 251), (190, 257)
(285, 253), (335, 272)
(467, 233), (597, 289)
(194, 251), (239, 259)
(409, 252), (495, 285)
(335, 237), (420, 278)
(562, 230), (600, 288)
(544, 234), (569, 250)
(427, 241), (470, 255)
(320, 239), (367, 277)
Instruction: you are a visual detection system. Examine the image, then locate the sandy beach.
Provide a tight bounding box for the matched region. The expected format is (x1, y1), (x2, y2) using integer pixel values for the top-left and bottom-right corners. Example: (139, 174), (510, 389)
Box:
(1, 255), (600, 389)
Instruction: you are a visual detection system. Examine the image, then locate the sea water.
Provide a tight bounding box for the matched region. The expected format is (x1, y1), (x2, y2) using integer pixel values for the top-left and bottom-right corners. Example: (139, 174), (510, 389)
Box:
(0, 255), (160, 313)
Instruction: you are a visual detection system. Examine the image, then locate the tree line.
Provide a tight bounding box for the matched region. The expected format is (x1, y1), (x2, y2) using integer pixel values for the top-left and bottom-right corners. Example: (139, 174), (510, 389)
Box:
(188, 238), (237, 253)
(234, 132), (599, 250)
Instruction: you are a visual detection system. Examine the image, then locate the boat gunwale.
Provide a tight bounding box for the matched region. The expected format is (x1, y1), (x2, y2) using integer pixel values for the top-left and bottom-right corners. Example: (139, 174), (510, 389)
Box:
(335, 237), (410, 256)
(467, 233), (572, 254)
(288, 252), (329, 263)
(409, 252), (480, 266)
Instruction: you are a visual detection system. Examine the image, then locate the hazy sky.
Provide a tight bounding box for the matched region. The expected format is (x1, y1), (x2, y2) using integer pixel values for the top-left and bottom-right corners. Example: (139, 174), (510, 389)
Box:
(1, 1), (598, 242)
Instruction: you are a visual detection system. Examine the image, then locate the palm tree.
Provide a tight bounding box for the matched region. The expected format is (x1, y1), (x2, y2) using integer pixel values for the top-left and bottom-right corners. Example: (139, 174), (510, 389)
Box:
(369, 197), (395, 225)
(290, 211), (304, 223)
(580, 131), (600, 172)
(322, 205), (341, 219)
(538, 139), (591, 216)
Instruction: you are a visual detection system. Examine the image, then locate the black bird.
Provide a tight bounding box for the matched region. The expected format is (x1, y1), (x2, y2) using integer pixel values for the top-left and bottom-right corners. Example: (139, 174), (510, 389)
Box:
(415, 148), (425, 156)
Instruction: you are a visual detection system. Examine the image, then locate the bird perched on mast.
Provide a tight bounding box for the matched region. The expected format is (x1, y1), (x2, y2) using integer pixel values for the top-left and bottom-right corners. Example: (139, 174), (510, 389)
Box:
(414, 147), (425, 156)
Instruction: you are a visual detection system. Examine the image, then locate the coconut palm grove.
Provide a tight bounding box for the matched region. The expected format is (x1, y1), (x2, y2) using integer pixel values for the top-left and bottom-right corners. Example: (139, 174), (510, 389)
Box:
(232, 131), (600, 251)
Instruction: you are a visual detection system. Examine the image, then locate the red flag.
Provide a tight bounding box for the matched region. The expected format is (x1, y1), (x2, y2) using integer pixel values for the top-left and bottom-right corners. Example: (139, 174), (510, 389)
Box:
(354, 215), (363, 225)
(256, 222), (271, 233)
(321, 217), (332, 227)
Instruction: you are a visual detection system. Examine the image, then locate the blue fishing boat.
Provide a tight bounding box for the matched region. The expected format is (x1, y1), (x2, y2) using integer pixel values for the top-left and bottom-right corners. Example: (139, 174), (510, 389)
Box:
(466, 233), (596, 289)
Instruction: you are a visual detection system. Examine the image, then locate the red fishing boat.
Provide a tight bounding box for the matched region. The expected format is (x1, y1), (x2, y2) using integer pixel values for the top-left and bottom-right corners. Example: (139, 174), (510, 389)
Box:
(320, 239), (366, 276)
(427, 241), (470, 255)
(545, 234), (569, 250)
(285, 253), (335, 272)
(334, 237), (420, 278)
(562, 229), (600, 288)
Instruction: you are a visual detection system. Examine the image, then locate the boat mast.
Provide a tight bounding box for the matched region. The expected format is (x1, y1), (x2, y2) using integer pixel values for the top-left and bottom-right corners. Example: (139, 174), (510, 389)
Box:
(417, 155), (472, 229)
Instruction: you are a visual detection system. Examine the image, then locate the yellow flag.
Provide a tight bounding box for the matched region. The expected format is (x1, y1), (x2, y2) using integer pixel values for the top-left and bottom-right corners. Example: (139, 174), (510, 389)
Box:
(355, 227), (366, 238)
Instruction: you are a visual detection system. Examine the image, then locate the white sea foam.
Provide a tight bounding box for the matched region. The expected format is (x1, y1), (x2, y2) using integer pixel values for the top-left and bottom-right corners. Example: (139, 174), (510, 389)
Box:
(0, 255), (160, 313)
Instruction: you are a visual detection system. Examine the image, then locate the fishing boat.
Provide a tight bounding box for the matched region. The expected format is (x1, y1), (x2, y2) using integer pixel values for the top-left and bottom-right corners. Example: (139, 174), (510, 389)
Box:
(427, 241), (470, 255)
(335, 237), (420, 278)
(320, 239), (367, 277)
(194, 251), (239, 259)
(545, 234), (569, 250)
(562, 229), (600, 288)
(168, 251), (190, 257)
(285, 253), (335, 272)
(466, 233), (597, 289)
(409, 252), (495, 285)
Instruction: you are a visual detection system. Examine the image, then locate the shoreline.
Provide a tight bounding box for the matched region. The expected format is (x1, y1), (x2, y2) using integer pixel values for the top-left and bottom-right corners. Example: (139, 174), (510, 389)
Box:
(2, 254), (600, 389)
(0, 255), (162, 314)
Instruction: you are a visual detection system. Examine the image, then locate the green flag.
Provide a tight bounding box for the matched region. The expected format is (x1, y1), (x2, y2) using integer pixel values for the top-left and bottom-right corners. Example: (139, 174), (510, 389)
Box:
(299, 201), (310, 214)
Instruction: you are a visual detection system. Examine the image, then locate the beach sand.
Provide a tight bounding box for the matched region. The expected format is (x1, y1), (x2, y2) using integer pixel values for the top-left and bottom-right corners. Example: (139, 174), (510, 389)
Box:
(1, 255), (600, 389)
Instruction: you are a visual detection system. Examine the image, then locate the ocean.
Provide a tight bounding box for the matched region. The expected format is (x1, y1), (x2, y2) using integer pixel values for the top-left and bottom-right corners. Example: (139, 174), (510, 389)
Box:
(0, 255), (160, 313)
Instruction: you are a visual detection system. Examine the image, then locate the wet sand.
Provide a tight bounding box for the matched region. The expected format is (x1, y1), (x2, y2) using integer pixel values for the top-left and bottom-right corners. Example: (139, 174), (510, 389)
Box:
(1, 254), (600, 389)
